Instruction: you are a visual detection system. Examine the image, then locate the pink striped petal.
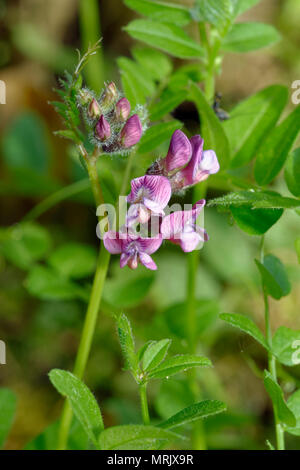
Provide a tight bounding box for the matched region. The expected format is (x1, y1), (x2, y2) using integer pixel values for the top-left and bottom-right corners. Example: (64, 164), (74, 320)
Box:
(137, 236), (163, 254)
(127, 175), (171, 210)
(161, 211), (194, 239)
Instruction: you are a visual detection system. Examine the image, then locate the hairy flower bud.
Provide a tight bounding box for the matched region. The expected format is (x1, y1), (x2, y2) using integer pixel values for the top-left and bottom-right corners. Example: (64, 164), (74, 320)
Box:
(120, 114), (142, 148)
(115, 98), (131, 121)
(101, 82), (118, 110)
(77, 88), (94, 106)
(95, 115), (111, 141)
(88, 98), (101, 119)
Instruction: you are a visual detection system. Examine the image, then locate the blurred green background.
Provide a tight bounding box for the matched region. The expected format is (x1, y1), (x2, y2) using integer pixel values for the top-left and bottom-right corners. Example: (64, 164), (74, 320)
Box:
(0, 0), (300, 450)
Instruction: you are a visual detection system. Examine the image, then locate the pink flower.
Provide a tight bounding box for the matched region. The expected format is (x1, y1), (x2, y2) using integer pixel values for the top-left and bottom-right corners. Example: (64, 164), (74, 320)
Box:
(95, 115), (111, 141)
(162, 129), (192, 173)
(127, 175), (171, 225)
(160, 200), (208, 252)
(120, 114), (143, 148)
(174, 136), (219, 190)
(103, 232), (162, 270)
(116, 98), (131, 121)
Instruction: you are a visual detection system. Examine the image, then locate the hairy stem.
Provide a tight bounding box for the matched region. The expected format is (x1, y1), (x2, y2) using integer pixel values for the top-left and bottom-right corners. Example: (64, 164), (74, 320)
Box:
(140, 383), (150, 425)
(260, 236), (285, 450)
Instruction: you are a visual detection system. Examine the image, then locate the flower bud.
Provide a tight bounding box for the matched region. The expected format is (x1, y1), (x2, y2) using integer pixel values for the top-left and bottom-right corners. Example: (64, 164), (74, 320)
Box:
(120, 114), (142, 148)
(77, 88), (94, 106)
(115, 98), (131, 121)
(101, 82), (118, 110)
(88, 98), (101, 119)
(95, 115), (111, 141)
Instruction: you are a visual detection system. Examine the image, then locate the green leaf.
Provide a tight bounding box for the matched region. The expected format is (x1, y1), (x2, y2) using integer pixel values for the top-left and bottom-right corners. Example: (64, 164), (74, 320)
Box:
(254, 106), (300, 185)
(49, 369), (103, 448)
(150, 89), (188, 121)
(255, 254), (291, 300)
(124, 19), (204, 59)
(99, 424), (178, 450)
(231, 206), (283, 235)
(103, 270), (154, 309)
(117, 56), (155, 108)
(287, 390), (300, 436)
(142, 339), (171, 371)
(207, 190), (300, 210)
(220, 313), (268, 349)
(1, 112), (51, 173)
(48, 243), (97, 279)
(0, 222), (51, 270)
(124, 0), (191, 26)
(263, 371), (296, 427)
(148, 355), (212, 379)
(54, 130), (81, 144)
(25, 265), (88, 301)
(193, 0), (232, 30)
(231, 0), (261, 17)
(117, 314), (138, 374)
(223, 22), (280, 52)
(272, 327), (300, 367)
(163, 299), (219, 339)
(223, 85), (288, 168)
(189, 82), (230, 169)
(0, 389), (17, 449)
(138, 121), (183, 154)
(132, 46), (172, 81)
(284, 148), (300, 197)
(159, 400), (226, 429)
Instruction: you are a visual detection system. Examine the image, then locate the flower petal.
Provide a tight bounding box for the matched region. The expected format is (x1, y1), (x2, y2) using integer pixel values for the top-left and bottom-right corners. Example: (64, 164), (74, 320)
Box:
(127, 175), (171, 209)
(161, 210), (194, 239)
(103, 231), (122, 254)
(200, 150), (220, 173)
(139, 252), (157, 270)
(143, 198), (165, 215)
(120, 114), (142, 148)
(164, 130), (192, 172)
(177, 135), (204, 186)
(137, 236), (162, 254)
(120, 252), (130, 268)
(179, 231), (202, 252)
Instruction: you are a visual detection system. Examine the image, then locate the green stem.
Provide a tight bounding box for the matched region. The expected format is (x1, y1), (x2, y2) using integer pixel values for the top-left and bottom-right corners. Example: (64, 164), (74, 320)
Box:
(57, 149), (136, 449)
(185, 182), (208, 450)
(86, 156), (105, 208)
(79, 0), (104, 92)
(140, 383), (150, 425)
(260, 236), (285, 450)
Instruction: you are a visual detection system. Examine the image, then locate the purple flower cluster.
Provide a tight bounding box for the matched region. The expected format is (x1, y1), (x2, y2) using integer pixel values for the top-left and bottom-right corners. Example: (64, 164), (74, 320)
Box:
(147, 130), (220, 192)
(104, 130), (220, 271)
(78, 82), (145, 155)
